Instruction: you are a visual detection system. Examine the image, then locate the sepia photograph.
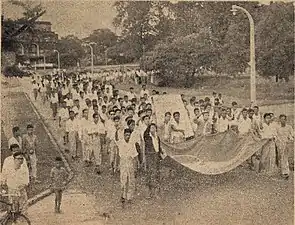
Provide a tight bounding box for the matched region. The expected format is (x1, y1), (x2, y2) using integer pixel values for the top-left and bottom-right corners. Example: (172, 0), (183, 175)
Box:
(0, 0), (294, 224)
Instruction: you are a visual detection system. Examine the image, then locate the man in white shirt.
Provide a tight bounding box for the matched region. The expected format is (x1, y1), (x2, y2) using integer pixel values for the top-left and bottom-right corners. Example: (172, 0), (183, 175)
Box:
(216, 108), (230, 133)
(123, 95), (130, 108)
(72, 99), (82, 119)
(78, 109), (92, 166)
(128, 87), (137, 101)
(259, 113), (278, 175)
(22, 124), (40, 183)
(237, 108), (252, 135)
(160, 112), (172, 142)
(117, 128), (138, 205)
(139, 84), (149, 98)
(170, 112), (185, 143)
(1, 145), (29, 212)
(231, 101), (241, 125)
(106, 116), (124, 174)
(190, 108), (201, 134)
(88, 113), (106, 175)
(8, 126), (22, 151)
(276, 114), (294, 179)
(58, 101), (69, 146)
(50, 91), (59, 120)
(253, 106), (263, 130)
(32, 80), (39, 101)
(65, 110), (79, 159)
(210, 92), (217, 105)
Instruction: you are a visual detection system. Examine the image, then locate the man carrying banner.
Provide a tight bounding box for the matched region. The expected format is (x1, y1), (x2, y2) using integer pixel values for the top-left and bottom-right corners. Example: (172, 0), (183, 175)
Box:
(170, 112), (185, 143)
(276, 114), (294, 179)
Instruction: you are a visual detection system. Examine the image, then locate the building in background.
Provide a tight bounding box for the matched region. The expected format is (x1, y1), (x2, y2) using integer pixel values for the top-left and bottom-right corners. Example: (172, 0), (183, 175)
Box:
(2, 16), (59, 69)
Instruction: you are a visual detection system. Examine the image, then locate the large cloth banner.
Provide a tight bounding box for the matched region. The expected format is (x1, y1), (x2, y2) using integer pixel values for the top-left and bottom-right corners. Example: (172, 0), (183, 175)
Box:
(161, 130), (271, 175)
(153, 94), (195, 139)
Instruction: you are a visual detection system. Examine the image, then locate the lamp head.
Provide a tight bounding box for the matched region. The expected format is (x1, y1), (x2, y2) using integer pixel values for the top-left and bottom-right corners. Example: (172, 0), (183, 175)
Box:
(231, 5), (238, 16)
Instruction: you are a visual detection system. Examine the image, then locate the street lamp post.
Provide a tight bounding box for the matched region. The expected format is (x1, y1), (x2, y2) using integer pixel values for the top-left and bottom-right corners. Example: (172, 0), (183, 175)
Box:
(43, 55), (46, 70)
(231, 5), (256, 104)
(53, 49), (60, 71)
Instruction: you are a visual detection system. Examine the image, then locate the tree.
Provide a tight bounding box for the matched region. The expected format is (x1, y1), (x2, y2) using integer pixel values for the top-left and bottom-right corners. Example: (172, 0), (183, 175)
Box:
(113, 1), (168, 59)
(55, 35), (85, 68)
(9, 0), (44, 19)
(83, 28), (117, 59)
(144, 28), (220, 87)
(255, 2), (294, 81)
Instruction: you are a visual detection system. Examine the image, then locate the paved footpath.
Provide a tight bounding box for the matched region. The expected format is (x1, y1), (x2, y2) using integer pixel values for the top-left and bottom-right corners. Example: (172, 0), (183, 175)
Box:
(6, 77), (294, 225)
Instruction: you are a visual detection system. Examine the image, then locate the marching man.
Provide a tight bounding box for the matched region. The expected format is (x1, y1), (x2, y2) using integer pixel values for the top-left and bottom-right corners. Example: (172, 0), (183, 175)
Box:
(88, 113), (106, 175)
(22, 124), (40, 183)
(78, 109), (92, 167)
(276, 114), (294, 179)
(65, 110), (79, 159)
(117, 128), (138, 207)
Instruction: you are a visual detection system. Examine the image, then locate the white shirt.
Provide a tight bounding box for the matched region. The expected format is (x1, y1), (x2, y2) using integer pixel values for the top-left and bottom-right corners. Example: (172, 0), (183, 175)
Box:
(65, 98), (74, 108)
(50, 93), (59, 104)
(261, 122), (277, 139)
(8, 136), (22, 150)
(128, 127), (139, 144)
(106, 124), (123, 141)
(276, 124), (294, 143)
(58, 108), (69, 120)
(78, 118), (92, 141)
(128, 92), (137, 100)
(72, 90), (80, 100)
(32, 83), (39, 90)
(140, 89), (149, 97)
(253, 113), (262, 126)
(65, 118), (78, 133)
(237, 117), (252, 135)
(62, 87), (69, 96)
(88, 121), (106, 135)
(1, 156), (29, 190)
(216, 116), (230, 133)
(117, 139), (138, 160)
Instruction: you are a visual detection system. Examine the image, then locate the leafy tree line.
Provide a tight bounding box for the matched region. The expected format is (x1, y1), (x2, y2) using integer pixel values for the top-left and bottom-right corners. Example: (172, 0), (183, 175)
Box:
(112, 1), (294, 86)
(2, 1), (293, 83)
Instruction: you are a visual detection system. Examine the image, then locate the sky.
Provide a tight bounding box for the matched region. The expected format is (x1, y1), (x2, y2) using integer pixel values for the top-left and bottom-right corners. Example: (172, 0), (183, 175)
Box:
(2, 0), (117, 38)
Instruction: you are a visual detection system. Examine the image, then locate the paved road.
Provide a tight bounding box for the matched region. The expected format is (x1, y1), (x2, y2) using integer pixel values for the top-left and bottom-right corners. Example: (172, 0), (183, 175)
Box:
(14, 77), (294, 225)
(1, 79), (59, 198)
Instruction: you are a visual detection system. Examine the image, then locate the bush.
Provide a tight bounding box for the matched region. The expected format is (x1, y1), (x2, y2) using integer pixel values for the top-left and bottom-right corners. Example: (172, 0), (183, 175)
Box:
(3, 65), (31, 78)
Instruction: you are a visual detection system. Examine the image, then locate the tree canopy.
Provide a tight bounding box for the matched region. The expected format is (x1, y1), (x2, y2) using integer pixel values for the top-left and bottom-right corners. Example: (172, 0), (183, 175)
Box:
(111, 1), (294, 86)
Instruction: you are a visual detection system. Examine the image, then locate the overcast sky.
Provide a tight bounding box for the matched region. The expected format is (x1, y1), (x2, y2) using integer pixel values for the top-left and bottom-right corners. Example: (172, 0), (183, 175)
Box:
(2, 0), (117, 38)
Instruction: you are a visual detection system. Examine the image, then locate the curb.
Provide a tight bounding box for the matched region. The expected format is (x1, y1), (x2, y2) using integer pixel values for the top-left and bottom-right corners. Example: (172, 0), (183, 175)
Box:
(22, 90), (74, 207)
